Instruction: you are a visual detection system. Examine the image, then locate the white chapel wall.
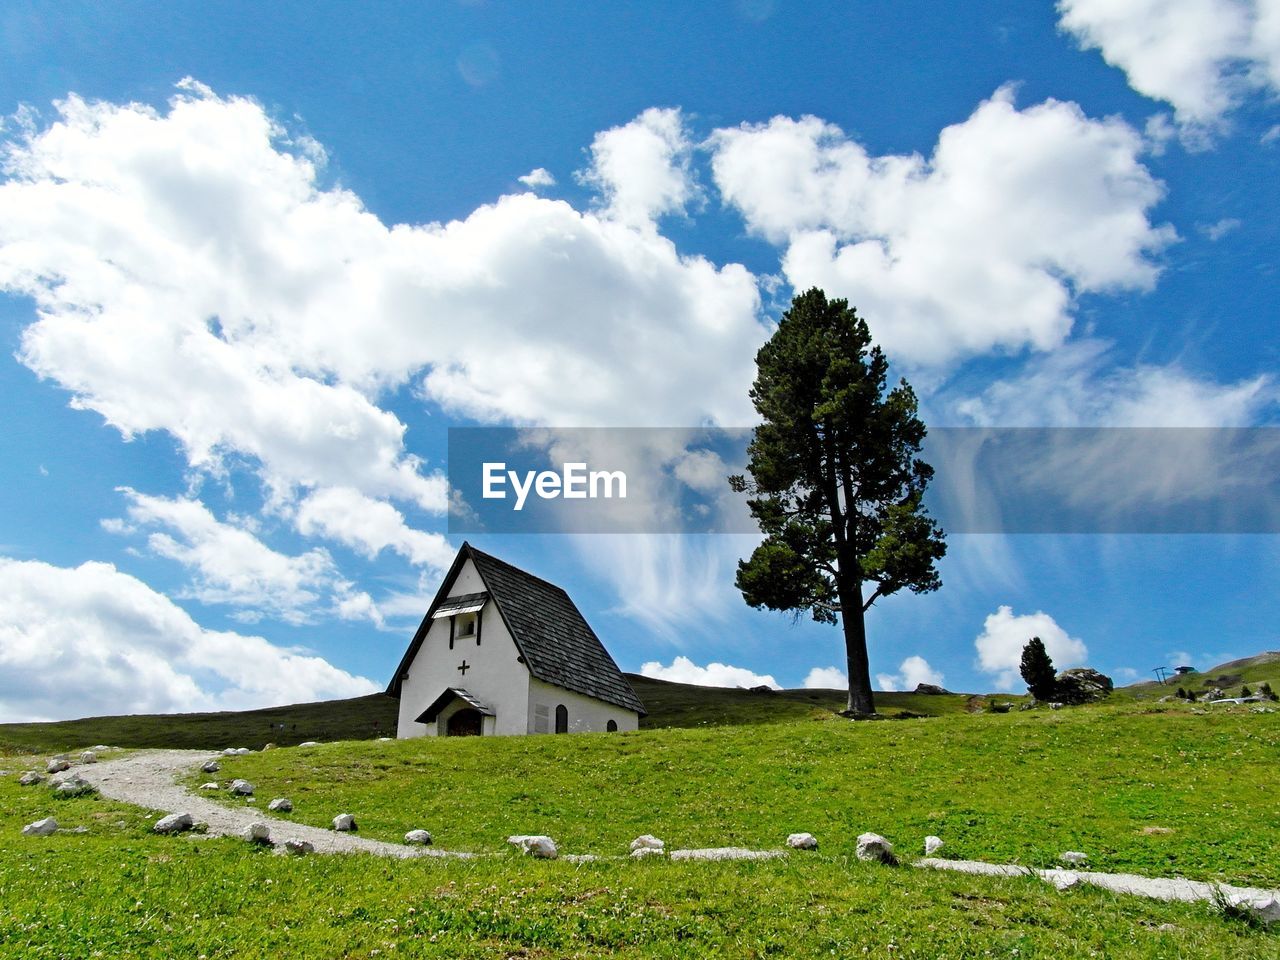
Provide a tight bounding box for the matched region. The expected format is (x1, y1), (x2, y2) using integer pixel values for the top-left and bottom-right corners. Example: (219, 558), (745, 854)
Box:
(526, 676), (640, 734)
(396, 558), (531, 738)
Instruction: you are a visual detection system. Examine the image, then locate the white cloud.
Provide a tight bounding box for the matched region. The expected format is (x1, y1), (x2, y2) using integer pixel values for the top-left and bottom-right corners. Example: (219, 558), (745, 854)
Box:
(0, 556), (378, 722)
(517, 167), (556, 189)
(109, 487), (375, 625)
(1058, 0), (1280, 129)
(803, 666), (847, 689)
(294, 486), (454, 572)
(875, 655), (946, 692)
(974, 605), (1088, 690)
(948, 339), (1274, 426)
(575, 534), (751, 635)
(578, 107), (699, 227)
(1201, 216), (1242, 240)
(0, 86), (764, 520)
(639, 654), (779, 689)
(709, 88), (1174, 366)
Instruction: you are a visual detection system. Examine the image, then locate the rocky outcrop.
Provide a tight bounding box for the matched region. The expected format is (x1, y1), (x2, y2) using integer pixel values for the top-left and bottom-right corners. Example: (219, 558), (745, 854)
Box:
(1055, 668), (1114, 704)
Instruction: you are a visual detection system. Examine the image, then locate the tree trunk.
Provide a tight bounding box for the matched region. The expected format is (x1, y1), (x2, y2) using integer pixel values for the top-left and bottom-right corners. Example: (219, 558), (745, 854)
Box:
(839, 577), (876, 716)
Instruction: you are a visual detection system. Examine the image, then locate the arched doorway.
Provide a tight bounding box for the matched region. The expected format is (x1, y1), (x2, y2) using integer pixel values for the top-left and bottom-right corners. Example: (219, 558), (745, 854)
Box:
(446, 708), (483, 737)
(606, 719), (618, 732)
(554, 704), (568, 734)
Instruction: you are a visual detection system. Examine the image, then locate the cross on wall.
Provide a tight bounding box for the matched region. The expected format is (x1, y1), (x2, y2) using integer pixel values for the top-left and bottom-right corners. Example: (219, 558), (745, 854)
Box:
(457, 660), (470, 675)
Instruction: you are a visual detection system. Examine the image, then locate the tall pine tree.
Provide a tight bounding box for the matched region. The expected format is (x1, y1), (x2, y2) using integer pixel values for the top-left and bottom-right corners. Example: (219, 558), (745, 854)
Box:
(731, 288), (946, 716)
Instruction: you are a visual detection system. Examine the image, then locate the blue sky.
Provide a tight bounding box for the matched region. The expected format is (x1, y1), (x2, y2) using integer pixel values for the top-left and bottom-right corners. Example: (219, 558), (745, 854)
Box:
(1, 1), (1277, 720)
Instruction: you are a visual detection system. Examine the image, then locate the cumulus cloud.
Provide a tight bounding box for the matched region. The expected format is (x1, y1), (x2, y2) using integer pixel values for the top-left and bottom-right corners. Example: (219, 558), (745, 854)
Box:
(639, 654), (779, 689)
(948, 339), (1275, 426)
(107, 488), (377, 625)
(517, 167), (556, 189)
(974, 605), (1088, 690)
(578, 107), (700, 227)
(709, 88), (1174, 366)
(294, 486), (454, 572)
(0, 556), (378, 722)
(875, 655), (946, 692)
(0, 85), (763, 509)
(1058, 0), (1280, 129)
(803, 666), (848, 689)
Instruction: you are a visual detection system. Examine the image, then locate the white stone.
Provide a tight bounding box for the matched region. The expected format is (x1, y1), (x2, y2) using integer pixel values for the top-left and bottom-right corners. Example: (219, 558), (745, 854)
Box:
(629, 834), (665, 852)
(298, 741), (321, 748)
(233, 748), (252, 755)
(200, 782), (219, 791)
(669, 847), (785, 862)
(507, 834), (557, 858)
(201, 760), (220, 773)
(333, 813), (357, 832)
(404, 829), (433, 845)
(22, 817), (58, 836)
(46, 757), (70, 773)
(787, 832), (818, 850)
(562, 853), (601, 863)
(267, 798), (293, 813)
(222, 748), (238, 755)
(79, 751), (98, 764)
(1060, 851), (1088, 866)
(89, 745), (112, 752)
(51, 773), (93, 796)
(229, 779), (254, 796)
(631, 846), (665, 859)
(18, 771), (44, 786)
(153, 812), (193, 834)
(285, 839), (314, 856)
(924, 835), (944, 856)
(856, 832), (898, 865)
(242, 822), (272, 844)
(1048, 870), (1081, 890)
(1225, 892), (1280, 926)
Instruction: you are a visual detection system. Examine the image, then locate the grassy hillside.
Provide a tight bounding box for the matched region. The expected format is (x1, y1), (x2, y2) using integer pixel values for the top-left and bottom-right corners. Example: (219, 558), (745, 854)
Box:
(1122, 651), (1280, 700)
(0, 693), (400, 754)
(0, 648), (1271, 754)
(5, 700), (1280, 957)
(0, 675), (977, 753)
(627, 673), (976, 727)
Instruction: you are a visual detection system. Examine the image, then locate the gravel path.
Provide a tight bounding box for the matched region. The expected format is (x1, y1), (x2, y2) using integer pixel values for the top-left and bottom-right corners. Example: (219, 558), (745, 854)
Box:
(917, 857), (1280, 914)
(77, 749), (470, 858)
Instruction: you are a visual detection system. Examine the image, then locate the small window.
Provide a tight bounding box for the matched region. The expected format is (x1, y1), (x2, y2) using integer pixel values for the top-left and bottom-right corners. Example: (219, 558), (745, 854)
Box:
(554, 704), (568, 734)
(606, 719), (618, 732)
(456, 613), (476, 637)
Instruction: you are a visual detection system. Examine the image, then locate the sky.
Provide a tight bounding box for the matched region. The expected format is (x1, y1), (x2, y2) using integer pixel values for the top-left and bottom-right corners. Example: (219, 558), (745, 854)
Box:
(0, 1), (1278, 721)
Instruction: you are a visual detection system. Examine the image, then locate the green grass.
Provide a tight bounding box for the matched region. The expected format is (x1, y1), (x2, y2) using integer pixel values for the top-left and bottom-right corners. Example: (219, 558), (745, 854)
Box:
(1, 772), (1275, 959)
(199, 699), (1280, 889)
(4, 697), (1280, 957)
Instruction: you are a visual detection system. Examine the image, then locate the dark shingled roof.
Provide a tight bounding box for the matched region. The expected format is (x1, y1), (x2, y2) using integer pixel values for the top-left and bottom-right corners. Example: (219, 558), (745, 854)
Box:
(387, 543), (645, 716)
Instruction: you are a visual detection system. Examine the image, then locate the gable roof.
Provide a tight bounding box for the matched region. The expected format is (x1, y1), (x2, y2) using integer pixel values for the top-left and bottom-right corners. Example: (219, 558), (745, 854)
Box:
(387, 542), (645, 716)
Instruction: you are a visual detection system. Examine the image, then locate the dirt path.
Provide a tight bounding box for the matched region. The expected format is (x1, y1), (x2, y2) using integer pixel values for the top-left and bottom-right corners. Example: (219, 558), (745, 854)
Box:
(77, 749), (469, 858)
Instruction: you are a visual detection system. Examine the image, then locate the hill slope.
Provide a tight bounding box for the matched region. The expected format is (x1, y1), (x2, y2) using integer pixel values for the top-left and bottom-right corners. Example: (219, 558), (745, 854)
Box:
(4, 648), (1273, 753)
(0, 675), (976, 752)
